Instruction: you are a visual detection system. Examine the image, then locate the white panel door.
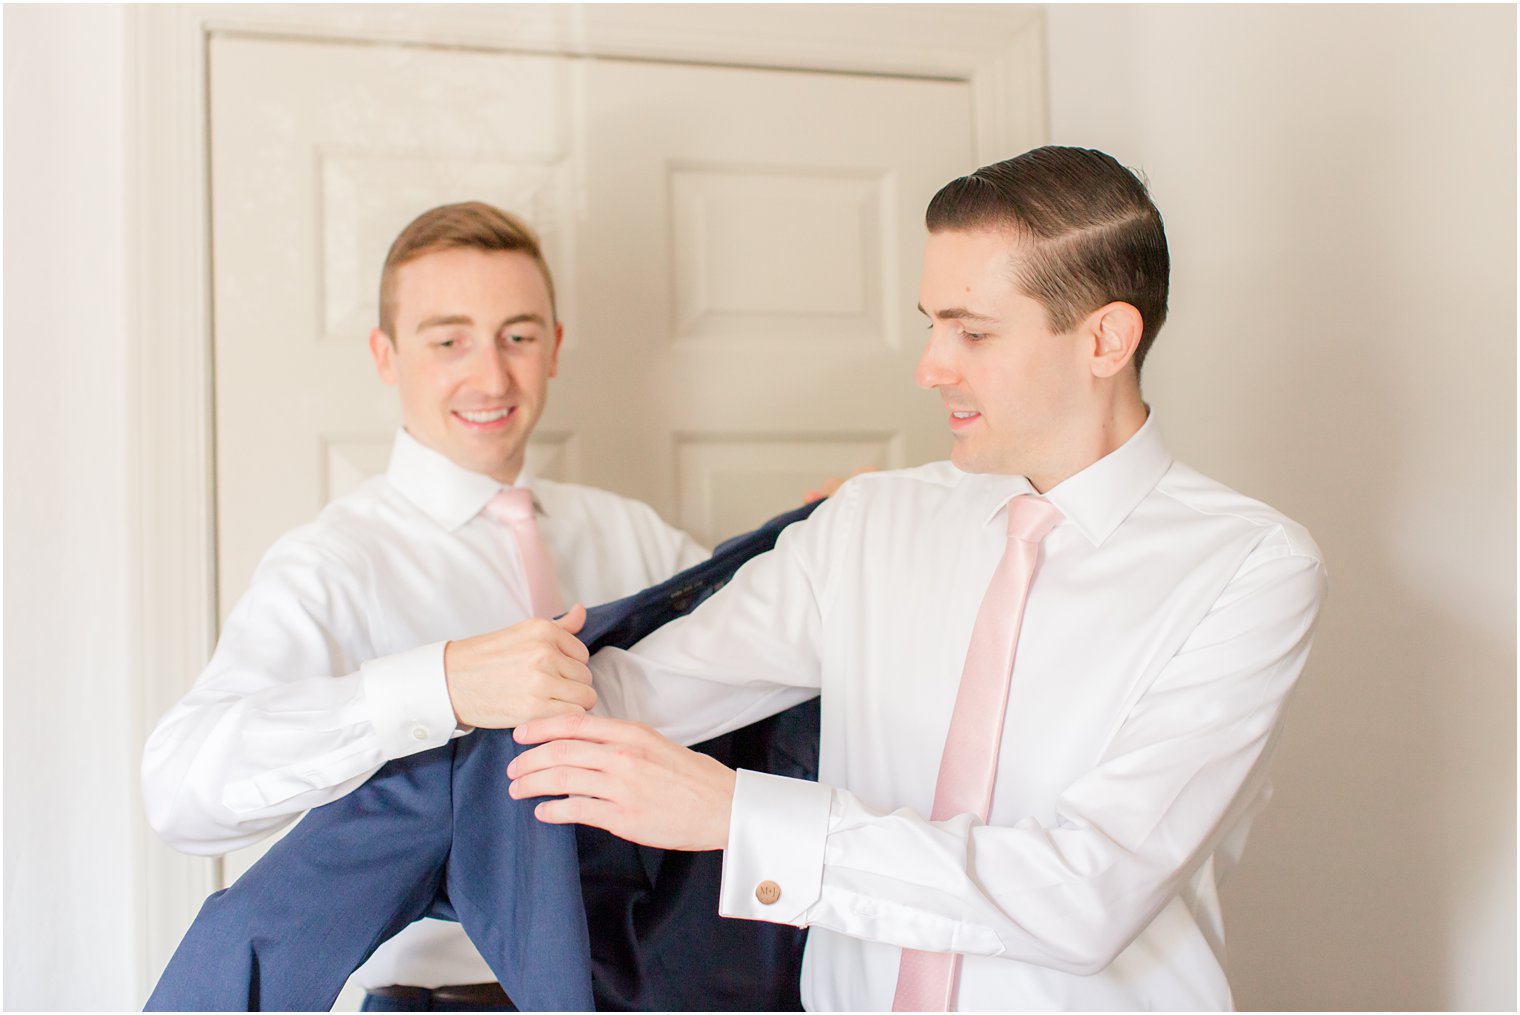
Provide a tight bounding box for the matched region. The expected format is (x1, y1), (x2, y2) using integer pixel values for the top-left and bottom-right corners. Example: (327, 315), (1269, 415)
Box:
(208, 32), (972, 901)
(564, 58), (972, 541)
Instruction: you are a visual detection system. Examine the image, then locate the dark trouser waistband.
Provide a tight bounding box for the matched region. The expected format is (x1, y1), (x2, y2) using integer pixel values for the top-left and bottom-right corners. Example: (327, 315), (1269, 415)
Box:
(363, 982), (514, 1011)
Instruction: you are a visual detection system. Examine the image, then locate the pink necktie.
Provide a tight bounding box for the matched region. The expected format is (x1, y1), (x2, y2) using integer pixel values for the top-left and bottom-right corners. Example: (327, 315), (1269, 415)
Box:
(891, 494), (1064, 1012)
(484, 488), (565, 619)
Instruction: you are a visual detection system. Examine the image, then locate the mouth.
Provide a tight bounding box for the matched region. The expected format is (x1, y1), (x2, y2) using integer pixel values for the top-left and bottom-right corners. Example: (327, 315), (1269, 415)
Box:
(948, 410), (981, 431)
(453, 407), (515, 431)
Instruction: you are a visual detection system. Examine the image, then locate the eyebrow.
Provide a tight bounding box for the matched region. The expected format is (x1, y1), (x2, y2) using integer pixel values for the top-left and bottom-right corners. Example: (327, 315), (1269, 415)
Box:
(416, 312), (548, 331)
(916, 303), (1000, 324)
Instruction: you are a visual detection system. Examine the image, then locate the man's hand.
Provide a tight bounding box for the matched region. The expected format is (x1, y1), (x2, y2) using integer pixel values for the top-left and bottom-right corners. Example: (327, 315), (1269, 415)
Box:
(508, 714), (736, 852)
(443, 604), (594, 728)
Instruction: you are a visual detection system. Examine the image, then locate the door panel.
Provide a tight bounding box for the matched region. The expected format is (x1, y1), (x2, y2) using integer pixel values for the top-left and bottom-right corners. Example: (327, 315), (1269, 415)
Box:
(570, 57), (972, 538)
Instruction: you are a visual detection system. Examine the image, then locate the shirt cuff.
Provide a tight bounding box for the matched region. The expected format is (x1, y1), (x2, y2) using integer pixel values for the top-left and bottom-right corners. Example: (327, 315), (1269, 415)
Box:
(362, 641), (459, 759)
(719, 769), (832, 926)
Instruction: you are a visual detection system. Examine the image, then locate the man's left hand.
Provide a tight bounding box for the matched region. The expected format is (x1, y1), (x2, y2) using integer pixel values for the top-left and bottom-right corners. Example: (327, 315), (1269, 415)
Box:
(509, 714), (736, 851)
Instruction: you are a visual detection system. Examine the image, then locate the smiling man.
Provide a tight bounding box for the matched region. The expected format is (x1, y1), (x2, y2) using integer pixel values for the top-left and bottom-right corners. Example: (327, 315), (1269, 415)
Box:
(507, 148), (1327, 1011)
(142, 202), (707, 1010)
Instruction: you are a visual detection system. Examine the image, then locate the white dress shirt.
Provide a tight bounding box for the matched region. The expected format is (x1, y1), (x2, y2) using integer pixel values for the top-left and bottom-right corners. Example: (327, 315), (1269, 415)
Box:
(141, 429), (706, 990)
(592, 414), (1326, 1011)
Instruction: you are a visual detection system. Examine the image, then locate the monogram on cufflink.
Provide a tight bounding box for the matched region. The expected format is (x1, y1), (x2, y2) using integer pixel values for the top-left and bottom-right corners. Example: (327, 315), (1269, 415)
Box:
(755, 880), (781, 905)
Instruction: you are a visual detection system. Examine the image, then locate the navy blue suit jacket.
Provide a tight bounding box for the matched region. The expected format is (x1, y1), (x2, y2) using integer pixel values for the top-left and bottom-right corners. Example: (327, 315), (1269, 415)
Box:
(146, 502), (822, 1012)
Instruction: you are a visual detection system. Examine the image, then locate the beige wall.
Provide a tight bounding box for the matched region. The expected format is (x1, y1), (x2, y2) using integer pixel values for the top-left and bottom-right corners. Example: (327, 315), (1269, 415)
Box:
(1047, 5), (1516, 1010)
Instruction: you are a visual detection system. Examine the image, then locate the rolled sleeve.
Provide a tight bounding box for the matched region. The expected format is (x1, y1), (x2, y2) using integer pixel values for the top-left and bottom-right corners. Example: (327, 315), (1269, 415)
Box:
(362, 640), (460, 758)
(720, 769), (832, 926)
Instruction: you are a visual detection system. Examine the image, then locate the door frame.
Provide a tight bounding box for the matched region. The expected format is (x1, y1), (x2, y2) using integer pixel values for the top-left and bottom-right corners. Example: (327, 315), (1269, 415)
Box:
(126, 1), (1047, 992)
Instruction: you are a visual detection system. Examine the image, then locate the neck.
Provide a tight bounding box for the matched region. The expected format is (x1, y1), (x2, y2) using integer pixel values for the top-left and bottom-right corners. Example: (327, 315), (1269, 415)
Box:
(1025, 394), (1148, 493)
(487, 460), (525, 486)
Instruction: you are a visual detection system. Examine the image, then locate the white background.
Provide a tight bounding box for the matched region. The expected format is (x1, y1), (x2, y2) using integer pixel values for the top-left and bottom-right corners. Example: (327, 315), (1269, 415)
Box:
(4, 4), (1514, 1010)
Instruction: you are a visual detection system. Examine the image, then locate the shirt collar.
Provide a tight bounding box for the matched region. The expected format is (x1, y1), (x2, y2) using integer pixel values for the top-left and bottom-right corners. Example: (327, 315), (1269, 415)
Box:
(977, 410), (1173, 547)
(384, 429), (546, 532)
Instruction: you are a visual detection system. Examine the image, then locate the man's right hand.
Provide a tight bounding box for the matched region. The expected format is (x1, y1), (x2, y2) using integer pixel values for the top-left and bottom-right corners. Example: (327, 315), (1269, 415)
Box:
(443, 604), (594, 728)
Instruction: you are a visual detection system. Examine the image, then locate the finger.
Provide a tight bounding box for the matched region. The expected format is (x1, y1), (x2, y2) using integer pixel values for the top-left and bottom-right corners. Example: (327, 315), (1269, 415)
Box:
(554, 603), (587, 636)
(538, 619), (589, 665)
(556, 655), (593, 686)
(515, 712), (654, 747)
(549, 675), (596, 711)
(533, 699), (589, 721)
(531, 794), (623, 833)
(553, 629), (586, 668)
(508, 765), (621, 803)
(508, 737), (621, 778)
(514, 711), (587, 746)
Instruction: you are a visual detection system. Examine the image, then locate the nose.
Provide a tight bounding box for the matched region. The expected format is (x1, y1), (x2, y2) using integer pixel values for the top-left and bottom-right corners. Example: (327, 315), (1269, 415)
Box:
(914, 327), (956, 390)
(467, 341), (512, 397)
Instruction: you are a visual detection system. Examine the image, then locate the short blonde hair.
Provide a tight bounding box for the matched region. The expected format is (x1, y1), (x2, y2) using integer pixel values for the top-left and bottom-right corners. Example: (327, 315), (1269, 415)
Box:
(378, 201), (556, 337)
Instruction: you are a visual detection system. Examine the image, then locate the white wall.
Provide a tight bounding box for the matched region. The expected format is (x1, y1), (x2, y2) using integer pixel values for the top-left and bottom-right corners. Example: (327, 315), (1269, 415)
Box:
(2, 5), (144, 1010)
(1047, 5), (1515, 1010)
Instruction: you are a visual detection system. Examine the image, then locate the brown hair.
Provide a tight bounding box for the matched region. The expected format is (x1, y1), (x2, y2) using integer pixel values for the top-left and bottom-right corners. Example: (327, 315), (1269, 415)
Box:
(925, 146), (1169, 373)
(377, 201), (556, 337)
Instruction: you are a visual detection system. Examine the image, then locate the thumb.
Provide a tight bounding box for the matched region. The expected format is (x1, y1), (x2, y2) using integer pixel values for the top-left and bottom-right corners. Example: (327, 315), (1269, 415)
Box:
(554, 602), (587, 634)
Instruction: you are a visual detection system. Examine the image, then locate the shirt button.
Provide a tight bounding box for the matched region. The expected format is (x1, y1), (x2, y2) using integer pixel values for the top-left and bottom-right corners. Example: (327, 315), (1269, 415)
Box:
(755, 880), (781, 905)
(412, 726), (429, 741)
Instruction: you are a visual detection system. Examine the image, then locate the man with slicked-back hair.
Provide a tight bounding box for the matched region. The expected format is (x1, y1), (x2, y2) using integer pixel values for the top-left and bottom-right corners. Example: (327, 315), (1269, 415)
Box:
(509, 147), (1327, 1010)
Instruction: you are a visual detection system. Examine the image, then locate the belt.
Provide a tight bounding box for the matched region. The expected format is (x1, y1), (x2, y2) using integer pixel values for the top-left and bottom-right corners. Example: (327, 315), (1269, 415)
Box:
(366, 982), (514, 1007)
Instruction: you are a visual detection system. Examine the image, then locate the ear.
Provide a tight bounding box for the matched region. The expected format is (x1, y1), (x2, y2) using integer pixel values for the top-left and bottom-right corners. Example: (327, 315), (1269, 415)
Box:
(1085, 302), (1144, 380)
(547, 320), (565, 379)
(369, 328), (398, 386)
